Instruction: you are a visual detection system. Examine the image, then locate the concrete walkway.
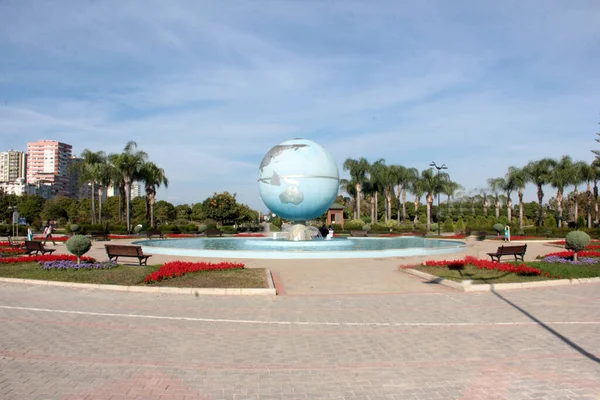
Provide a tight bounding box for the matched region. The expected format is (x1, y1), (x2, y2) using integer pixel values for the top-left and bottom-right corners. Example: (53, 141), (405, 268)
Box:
(1, 237), (599, 399)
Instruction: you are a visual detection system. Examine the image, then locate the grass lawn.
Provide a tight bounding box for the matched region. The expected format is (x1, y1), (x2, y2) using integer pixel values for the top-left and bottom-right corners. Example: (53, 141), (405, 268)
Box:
(414, 261), (600, 284)
(0, 262), (268, 288)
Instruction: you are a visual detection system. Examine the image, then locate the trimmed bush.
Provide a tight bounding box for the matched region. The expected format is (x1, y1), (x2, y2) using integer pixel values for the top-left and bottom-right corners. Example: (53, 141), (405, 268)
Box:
(221, 226), (237, 234)
(344, 219), (365, 231)
(493, 223), (504, 235)
(443, 218), (454, 233)
(565, 231), (591, 260)
(69, 224), (80, 234)
(369, 223), (389, 233)
(66, 235), (92, 264)
(455, 218), (465, 232)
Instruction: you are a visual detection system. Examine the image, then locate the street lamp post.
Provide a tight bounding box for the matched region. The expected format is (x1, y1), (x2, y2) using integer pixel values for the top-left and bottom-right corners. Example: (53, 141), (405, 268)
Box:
(429, 161), (448, 236)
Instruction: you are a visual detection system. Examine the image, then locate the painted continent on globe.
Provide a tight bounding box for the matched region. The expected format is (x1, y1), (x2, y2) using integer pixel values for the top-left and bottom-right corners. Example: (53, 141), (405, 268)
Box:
(258, 138), (340, 221)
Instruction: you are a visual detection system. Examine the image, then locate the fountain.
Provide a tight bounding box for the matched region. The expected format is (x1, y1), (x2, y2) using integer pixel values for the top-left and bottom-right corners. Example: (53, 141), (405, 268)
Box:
(257, 138), (339, 240)
(135, 138), (466, 259)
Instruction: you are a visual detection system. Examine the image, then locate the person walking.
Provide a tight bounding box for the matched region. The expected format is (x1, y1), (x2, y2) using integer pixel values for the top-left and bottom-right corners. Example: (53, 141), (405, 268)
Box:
(43, 220), (56, 245)
(504, 225), (511, 242)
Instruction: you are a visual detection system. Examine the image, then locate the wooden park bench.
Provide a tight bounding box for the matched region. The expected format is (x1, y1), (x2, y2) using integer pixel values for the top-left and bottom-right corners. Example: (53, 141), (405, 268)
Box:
(105, 244), (152, 266)
(89, 231), (109, 241)
(205, 229), (223, 237)
(350, 230), (369, 237)
(146, 230), (164, 239)
(487, 244), (527, 262)
(24, 241), (56, 256)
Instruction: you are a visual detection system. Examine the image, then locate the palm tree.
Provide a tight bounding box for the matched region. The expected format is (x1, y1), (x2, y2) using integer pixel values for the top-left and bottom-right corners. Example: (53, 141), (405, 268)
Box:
(409, 171), (424, 226)
(381, 164), (400, 223)
(508, 166), (528, 231)
(501, 168), (522, 224)
(77, 149), (106, 224)
(420, 168), (438, 231)
(343, 158), (370, 220)
(392, 165), (408, 224)
(441, 179), (462, 218)
(140, 161), (169, 227)
(548, 156), (574, 228)
(572, 161), (587, 226)
(109, 142), (148, 232)
(487, 177), (504, 218)
(400, 167), (418, 224)
(95, 157), (113, 224)
(579, 163), (597, 228)
(369, 159), (386, 223)
(524, 158), (554, 226)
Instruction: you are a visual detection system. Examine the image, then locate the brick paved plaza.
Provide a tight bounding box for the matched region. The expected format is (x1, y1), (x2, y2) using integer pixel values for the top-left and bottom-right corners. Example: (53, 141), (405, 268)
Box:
(1, 239), (599, 399)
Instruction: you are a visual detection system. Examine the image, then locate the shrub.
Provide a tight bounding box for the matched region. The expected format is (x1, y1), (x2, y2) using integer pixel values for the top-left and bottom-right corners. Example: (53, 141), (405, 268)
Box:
(344, 219), (365, 231)
(331, 223), (343, 232)
(363, 223), (372, 232)
(271, 216), (282, 228)
(455, 218), (465, 232)
(565, 231), (591, 260)
(385, 220), (397, 230)
(443, 218), (454, 233)
(493, 223), (504, 235)
(69, 224), (80, 233)
(269, 223), (280, 232)
(65, 235), (92, 264)
(577, 215), (586, 229)
(369, 223), (389, 233)
(221, 226), (237, 234)
(133, 224), (144, 234)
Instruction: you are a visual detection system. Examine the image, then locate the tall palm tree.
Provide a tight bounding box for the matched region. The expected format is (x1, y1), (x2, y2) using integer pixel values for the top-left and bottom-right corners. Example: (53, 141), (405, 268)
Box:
(369, 159), (386, 223)
(140, 161), (169, 227)
(109, 141), (148, 232)
(441, 179), (462, 217)
(579, 162), (597, 228)
(487, 177), (504, 218)
(409, 171), (424, 226)
(508, 166), (528, 231)
(420, 168), (438, 231)
(381, 164), (400, 223)
(392, 165), (408, 224)
(548, 156), (574, 228)
(77, 149), (106, 224)
(343, 158), (370, 221)
(95, 157), (113, 224)
(524, 158), (554, 226)
(501, 168), (522, 223)
(572, 161), (587, 226)
(479, 189), (489, 216)
(400, 167), (418, 224)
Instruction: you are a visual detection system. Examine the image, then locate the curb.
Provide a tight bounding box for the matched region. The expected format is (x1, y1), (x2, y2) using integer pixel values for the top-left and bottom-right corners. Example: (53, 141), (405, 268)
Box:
(0, 269), (277, 296)
(403, 268), (600, 292)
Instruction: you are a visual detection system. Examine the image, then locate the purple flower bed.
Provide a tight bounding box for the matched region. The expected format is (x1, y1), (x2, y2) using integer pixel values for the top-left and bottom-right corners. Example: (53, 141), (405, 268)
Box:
(39, 260), (118, 270)
(542, 256), (599, 265)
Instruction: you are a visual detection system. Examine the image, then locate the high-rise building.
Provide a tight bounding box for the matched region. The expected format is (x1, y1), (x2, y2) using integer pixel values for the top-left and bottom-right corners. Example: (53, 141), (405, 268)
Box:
(131, 181), (144, 198)
(26, 140), (73, 197)
(0, 150), (27, 182)
(69, 156), (93, 199)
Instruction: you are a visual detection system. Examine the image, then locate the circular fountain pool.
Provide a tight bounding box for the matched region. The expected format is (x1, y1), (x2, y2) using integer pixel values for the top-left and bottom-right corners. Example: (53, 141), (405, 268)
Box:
(134, 236), (466, 259)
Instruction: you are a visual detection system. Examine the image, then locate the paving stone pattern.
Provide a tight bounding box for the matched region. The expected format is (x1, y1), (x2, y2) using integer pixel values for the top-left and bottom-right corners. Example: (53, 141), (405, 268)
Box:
(1, 281), (599, 399)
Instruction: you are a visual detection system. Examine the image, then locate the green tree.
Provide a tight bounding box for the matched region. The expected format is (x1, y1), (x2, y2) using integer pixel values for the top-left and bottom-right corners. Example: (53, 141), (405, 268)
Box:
(139, 161), (169, 226)
(74, 149), (107, 224)
(191, 203), (206, 221)
(201, 192), (240, 226)
(524, 158), (554, 226)
(548, 156), (574, 228)
(343, 157), (370, 220)
(487, 177), (504, 219)
(18, 195), (45, 225)
(175, 204), (192, 221)
(580, 162), (598, 228)
(154, 200), (176, 223)
(508, 166), (528, 231)
(109, 141), (148, 232)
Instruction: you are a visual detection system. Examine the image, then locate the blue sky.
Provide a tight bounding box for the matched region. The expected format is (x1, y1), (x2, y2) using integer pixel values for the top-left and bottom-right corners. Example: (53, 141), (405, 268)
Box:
(1, 0), (599, 211)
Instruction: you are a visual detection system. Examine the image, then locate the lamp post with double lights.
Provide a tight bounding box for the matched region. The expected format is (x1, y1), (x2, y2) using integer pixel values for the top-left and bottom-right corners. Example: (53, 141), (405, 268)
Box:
(429, 161), (448, 236)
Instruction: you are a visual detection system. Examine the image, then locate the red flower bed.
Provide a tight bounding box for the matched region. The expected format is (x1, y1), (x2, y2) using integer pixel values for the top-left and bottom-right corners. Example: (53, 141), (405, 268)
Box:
(443, 234), (467, 239)
(145, 261), (245, 283)
(32, 236), (69, 242)
(0, 247), (27, 255)
(542, 250), (600, 258)
(164, 233), (197, 238)
(106, 234), (135, 239)
(548, 240), (600, 250)
(0, 254), (96, 264)
(421, 256), (545, 276)
(490, 236), (545, 241)
(0, 241), (23, 247)
(235, 233), (266, 237)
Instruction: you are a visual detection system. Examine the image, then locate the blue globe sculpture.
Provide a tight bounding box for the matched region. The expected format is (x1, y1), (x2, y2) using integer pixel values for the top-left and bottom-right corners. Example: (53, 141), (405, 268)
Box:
(258, 139), (339, 221)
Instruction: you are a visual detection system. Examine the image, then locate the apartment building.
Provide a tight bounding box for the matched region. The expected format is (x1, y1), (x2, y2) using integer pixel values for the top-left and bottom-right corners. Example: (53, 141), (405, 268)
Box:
(26, 140), (73, 197)
(0, 150), (27, 182)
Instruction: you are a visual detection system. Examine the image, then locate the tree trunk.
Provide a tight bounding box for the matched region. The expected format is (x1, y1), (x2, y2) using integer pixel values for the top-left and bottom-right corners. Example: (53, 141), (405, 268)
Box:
(413, 197), (419, 225)
(483, 200), (488, 216)
(355, 183), (361, 220)
(91, 182), (96, 224)
(396, 186), (401, 224)
(507, 196), (512, 223)
(370, 196), (375, 223)
(537, 185), (544, 226)
(594, 179), (599, 226)
(125, 180), (131, 233)
(426, 193), (433, 231)
(574, 187), (579, 225)
(518, 189), (524, 231)
(97, 186), (103, 224)
(495, 196), (500, 218)
(402, 187), (407, 224)
(150, 194), (155, 227)
(374, 191), (378, 223)
(587, 184), (592, 228)
(557, 189), (563, 228)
